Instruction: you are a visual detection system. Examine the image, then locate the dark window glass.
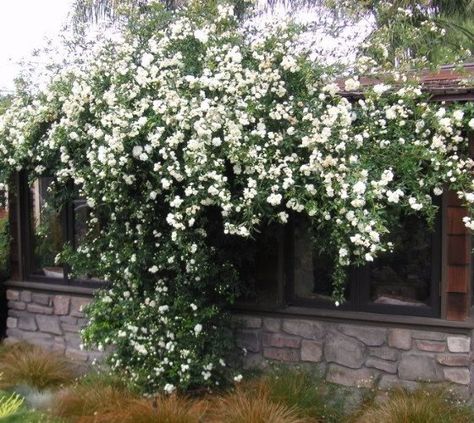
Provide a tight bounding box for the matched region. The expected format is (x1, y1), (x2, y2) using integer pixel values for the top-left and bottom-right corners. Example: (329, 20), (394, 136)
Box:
(22, 174), (101, 287)
(72, 199), (88, 249)
(368, 214), (434, 308)
(238, 226), (281, 307)
(292, 217), (350, 303)
(30, 177), (64, 279)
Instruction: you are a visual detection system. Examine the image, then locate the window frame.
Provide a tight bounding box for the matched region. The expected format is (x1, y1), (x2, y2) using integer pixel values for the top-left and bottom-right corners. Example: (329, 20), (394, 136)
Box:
(18, 171), (102, 288)
(285, 206), (443, 318)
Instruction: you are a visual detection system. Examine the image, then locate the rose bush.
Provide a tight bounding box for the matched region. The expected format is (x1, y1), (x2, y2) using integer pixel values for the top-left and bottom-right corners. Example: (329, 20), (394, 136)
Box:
(0, 1), (473, 393)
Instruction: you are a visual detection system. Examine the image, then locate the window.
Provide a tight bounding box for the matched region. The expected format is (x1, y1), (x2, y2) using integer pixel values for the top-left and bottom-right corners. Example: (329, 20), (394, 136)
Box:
(236, 205), (442, 318)
(288, 210), (442, 317)
(19, 172), (100, 287)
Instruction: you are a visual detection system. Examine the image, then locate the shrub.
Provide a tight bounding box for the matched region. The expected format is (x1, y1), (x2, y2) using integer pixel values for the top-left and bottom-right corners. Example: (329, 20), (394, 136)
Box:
(0, 343), (75, 390)
(353, 387), (474, 423)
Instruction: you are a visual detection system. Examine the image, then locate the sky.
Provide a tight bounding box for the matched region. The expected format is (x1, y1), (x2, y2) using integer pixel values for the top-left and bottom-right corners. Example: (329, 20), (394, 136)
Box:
(0, 0), (73, 93)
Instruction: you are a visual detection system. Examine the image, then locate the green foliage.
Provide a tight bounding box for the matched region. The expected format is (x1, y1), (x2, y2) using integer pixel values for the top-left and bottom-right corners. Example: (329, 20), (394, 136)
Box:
(263, 367), (347, 422)
(0, 1), (473, 394)
(0, 216), (9, 280)
(0, 392), (23, 419)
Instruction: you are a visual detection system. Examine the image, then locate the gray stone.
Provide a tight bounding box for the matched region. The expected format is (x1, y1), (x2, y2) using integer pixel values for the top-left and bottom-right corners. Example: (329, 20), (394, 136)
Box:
(388, 329), (412, 350)
(7, 328), (28, 338)
(368, 346), (400, 361)
(236, 329), (261, 353)
(27, 304), (54, 315)
(70, 297), (91, 317)
(8, 301), (26, 311)
(53, 296), (70, 315)
(6, 317), (17, 329)
(32, 293), (51, 306)
(6, 290), (20, 301)
(326, 364), (375, 388)
(263, 318), (281, 332)
(60, 316), (78, 325)
(18, 314), (37, 331)
(27, 332), (54, 349)
(365, 357), (397, 374)
(61, 323), (80, 333)
(8, 310), (22, 318)
(243, 353), (266, 370)
(339, 325), (386, 346)
(411, 330), (447, 341)
(65, 332), (82, 349)
(443, 367), (470, 385)
(447, 336), (470, 353)
(415, 340), (446, 352)
(27, 332), (54, 342)
(436, 354), (470, 367)
(65, 348), (89, 362)
(282, 319), (324, 339)
(262, 332), (300, 348)
(398, 354), (443, 382)
(324, 332), (366, 369)
(51, 343), (66, 354)
(378, 375), (418, 391)
(4, 336), (21, 345)
(301, 340), (323, 362)
(20, 290), (32, 303)
(36, 315), (62, 335)
(263, 347), (300, 362)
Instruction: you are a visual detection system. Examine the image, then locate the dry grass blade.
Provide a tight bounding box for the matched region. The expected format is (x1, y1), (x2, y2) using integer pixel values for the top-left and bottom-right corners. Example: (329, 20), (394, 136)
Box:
(353, 387), (474, 423)
(0, 343), (75, 390)
(209, 382), (309, 423)
(55, 379), (207, 423)
(82, 395), (208, 423)
(54, 383), (135, 420)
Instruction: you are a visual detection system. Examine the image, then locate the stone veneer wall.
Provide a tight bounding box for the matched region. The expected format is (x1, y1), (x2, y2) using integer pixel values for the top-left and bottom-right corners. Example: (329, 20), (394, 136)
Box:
(235, 314), (474, 397)
(4, 288), (474, 396)
(4, 288), (100, 363)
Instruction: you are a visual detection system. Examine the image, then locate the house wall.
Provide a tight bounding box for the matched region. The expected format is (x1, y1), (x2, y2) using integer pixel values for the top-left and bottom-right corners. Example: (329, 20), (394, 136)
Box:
(234, 313), (474, 397)
(4, 288), (100, 364)
(4, 286), (474, 397)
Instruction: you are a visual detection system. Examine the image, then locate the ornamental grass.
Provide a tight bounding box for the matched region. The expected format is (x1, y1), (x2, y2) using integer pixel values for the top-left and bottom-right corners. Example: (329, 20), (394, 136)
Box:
(0, 343), (75, 390)
(55, 382), (207, 423)
(209, 381), (310, 423)
(352, 387), (474, 423)
(53, 381), (135, 421)
(262, 368), (346, 422)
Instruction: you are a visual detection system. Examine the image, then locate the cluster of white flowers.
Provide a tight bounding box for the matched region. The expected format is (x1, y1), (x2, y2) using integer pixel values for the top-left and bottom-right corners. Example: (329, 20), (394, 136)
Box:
(0, 1), (472, 394)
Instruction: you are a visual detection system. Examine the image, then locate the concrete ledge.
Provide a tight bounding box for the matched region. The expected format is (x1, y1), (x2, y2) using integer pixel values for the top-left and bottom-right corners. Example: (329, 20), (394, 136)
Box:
(234, 305), (474, 331)
(4, 280), (97, 297)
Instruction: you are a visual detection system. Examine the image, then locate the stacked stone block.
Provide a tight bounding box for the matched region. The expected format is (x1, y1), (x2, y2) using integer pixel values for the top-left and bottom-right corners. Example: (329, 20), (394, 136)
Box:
(5, 289), (100, 363)
(235, 314), (474, 396)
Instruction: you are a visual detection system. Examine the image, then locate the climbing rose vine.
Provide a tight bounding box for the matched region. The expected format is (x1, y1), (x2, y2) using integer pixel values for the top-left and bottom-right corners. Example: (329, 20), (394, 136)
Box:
(0, 2), (473, 393)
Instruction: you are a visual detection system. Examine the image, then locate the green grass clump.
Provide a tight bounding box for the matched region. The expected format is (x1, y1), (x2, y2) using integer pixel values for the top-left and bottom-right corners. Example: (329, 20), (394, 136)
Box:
(353, 387), (474, 423)
(262, 367), (348, 422)
(0, 391), (23, 418)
